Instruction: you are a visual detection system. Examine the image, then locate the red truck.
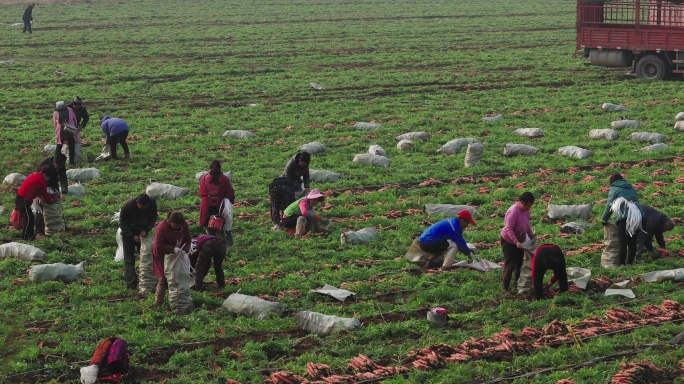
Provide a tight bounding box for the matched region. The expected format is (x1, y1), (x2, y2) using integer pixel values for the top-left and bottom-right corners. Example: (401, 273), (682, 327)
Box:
(577, 0), (684, 79)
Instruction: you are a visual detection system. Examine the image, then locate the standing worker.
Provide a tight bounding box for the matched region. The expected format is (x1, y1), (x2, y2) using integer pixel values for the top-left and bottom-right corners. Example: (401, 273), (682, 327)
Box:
(531, 244), (569, 300)
(119, 194), (158, 291)
(15, 166), (53, 240)
(152, 212), (191, 307)
(34, 153), (68, 237)
(100, 115), (130, 160)
(199, 160), (234, 243)
(417, 210), (476, 271)
(500, 192), (536, 293)
(601, 173), (640, 265)
(54, 101), (78, 165)
(22, 3), (35, 34)
(281, 151), (311, 197)
(69, 97), (90, 132)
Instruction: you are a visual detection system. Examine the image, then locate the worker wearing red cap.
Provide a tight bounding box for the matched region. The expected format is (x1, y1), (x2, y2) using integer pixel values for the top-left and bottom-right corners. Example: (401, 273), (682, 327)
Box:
(418, 210), (476, 270)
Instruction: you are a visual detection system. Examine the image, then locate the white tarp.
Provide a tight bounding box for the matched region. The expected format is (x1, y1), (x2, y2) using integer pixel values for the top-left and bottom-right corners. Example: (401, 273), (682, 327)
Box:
(368, 145), (387, 157)
(310, 284), (357, 302)
(28, 261), (85, 284)
(294, 311), (361, 337)
(513, 128), (545, 137)
(298, 141), (327, 154)
(611, 120), (639, 129)
(66, 168), (101, 182)
(309, 169), (342, 183)
(395, 132), (429, 141)
(340, 227), (377, 245)
(221, 130), (256, 139)
(397, 139), (413, 150)
(436, 138), (480, 155)
(558, 146), (593, 159)
(605, 280), (636, 298)
(354, 122), (382, 131)
(566, 267), (591, 289)
(589, 129), (619, 140)
(627, 132), (666, 144)
(601, 103), (628, 112)
(424, 204), (480, 217)
(503, 143), (538, 156)
(640, 268), (684, 283)
(352, 153), (391, 168)
(0, 242), (47, 261)
(146, 182), (189, 200)
(222, 292), (284, 320)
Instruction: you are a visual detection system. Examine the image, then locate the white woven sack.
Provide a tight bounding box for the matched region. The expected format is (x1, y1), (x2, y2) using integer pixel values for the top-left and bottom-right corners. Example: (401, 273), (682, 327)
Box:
(676, 112), (684, 122)
(114, 228), (124, 262)
(424, 204), (480, 217)
(194, 171), (233, 182)
(61, 142), (83, 163)
(309, 169), (342, 183)
(547, 203), (592, 220)
(397, 139), (413, 150)
(558, 146), (593, 159)
(146, 182), (189, 200)
(436, 138), (480, 155)
(94, 145), (111, 162)
(66, 168), (101, 182)
(395, 132), (429, 141)
(67, 183), (86, 197)
(589, 129), (619, 140)
(80, 364), (98, 384)
(2, 173), (26, 188)
(221, 130), (256, 139)
(294, 311), (361, 337)
(560, 222), (591, 234)
(464, 142), (484, 168)
(43, 200), (66, 235)
(567, 267), (592, 289)
(674, 121), (684, 132)
(518, 237), (537, 294)
(627, 132), (666, 144)
(640, 268), (684, 283)
(368, 145), (387, 157)
(611, 120), (639, 129)
(340, 227), (377, 245)
(0, 242), (47, 261)
(220, 198), (234, 232)
(352, 153), (390, 168)
(138, 232), (156, 295)
(601, 222), (620, 269)
(481, 114), (503, 122)
(503, 144), (538, 156)
(513, 128), (545, 138)
(601, 103), (628, 112)
(298, 141), (327, 154)
(354, 122), (382, 131)
(164, 250), (194, 312)
(639, 143), (668, 152)
(28, 261), (85, 283)
(222, 292), (284, 320)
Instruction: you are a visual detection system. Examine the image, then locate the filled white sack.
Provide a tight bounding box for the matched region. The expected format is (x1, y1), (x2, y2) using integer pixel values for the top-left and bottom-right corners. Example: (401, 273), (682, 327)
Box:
(589, 129), (619, 140)
(340, 227), (377, 245)
(164, 250), (194, 313)
(602, 222), (620, 269)
(137, 232), (156, 295)
(146, 182), (189, 200)
(601, 103), (628, 112)
(309, 169), (342, 183)
(395, 132), (429, 141)
(221, 130), (256, 139)
(194, 170), (233, 182)
(66, 168), (101, 182)
(547, 203), (592, 220)
(310, 284), (356, 302)
(566, 267), (591, 289)
(67, 183), (86, 197)
(222, 292), (284, 320)
(611, 120), (639, 129)
(639, 143), (668, 152)
(43, 200), (66, 235)
(627, 132), (666, 144)
(114, 228), (124, 262)
(560, 221), (591, 234)
(352, 153), (391, 168)
(464, 142), (484, 168)
(676, 112), (684, 122)
(480, 114), (503, 122)
(513, 128), (545, 138)
(79, 365), (99, 384)
(436, 138), (481, 155)
(298, 141), (327, 154)
(674, 121), (684, 132)
(558, 146), (593, 159)
(503, 143), (538, 156)
(0, 242), (47, 261)
(354, 122), (382, 131)
(640, 268), (684, 283)
(2, 173), (26, 188)
(44, 144), (57, 153)
(294, 311), (361, 337)
(396, 139), (413, 150)
(368, 145), (387, 157)
(424, 204), (480, 217)
(28, 261), (85, 283)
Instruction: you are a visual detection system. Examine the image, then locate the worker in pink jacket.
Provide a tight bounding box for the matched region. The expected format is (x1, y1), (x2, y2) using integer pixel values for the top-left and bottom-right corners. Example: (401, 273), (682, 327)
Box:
(53, 101), (78, 164)
(500, 192), (536, 293)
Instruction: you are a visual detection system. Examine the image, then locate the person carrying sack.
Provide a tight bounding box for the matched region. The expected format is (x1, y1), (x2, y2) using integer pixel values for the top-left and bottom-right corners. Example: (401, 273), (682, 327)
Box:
(416, 210), (476, 271)
(635, 203), (675, 260)
(188, 235), (227, 290)
(199, 160), (234, 244)
(34, 154), (68, 237)
(119, 194), (158, 291)
(281, 188), (325, 237)
(500, 192), (536, 293)
(14, 166), (53, 240)
(531, 244), (569, 300)
(53, 101), (78, 165)
(601, 174), (639, 265)
(152, 212), (191, 308)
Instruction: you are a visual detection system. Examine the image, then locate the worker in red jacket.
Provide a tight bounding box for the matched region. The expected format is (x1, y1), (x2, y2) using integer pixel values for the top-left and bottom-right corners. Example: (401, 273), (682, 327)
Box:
(532, 244), (569, 300)
(15, 166), (53, 240)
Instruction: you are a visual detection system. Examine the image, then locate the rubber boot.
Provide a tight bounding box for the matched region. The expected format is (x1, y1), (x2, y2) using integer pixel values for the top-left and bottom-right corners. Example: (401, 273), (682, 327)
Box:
(153, 281), (167, 307)
(295, 216), (308, 237)
(440, 246), (458, 271)
(124, 153), (130, 160)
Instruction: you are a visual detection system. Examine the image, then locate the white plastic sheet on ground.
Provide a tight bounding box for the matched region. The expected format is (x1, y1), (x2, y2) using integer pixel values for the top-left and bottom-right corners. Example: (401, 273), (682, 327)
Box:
(221, 130), (256, 139)
(368, 145), (387, 157)
(639, 143), (668, 152)
(558, 146), (593, 159)
(481, 114), (503, 122)
(566, 267), (591, 289)
(309, 169), (342, 183)
(222, 292), (284, 320)
(640, 268), (684, 283)
(28, 261), (85, 283)
(0, 242), (47, 261)
(589, 129), (619, 140)
(674, 121), (684, 132)
(294, 311), (361, 337)
(340, 227), (377, 245)
(354, 122), (382, 131)
(194, 170), (233, 182)
(146, 182), (189, 200)
(67, 183), (86, 197)
(452, 258), (501, 272)
(352, 153), (390, 168)
(627, 132), (666, 144)
(601, 103), (628, 112)
(464, 142), (484, 168)
(298, 141), (327, 154)
(310, 284), (357, 301)
(94, 145), (111, 162)
(605, 280), (636, 298)
(66, 168), (101, 182)
(395, 132), (429, 141)
(611, 120), (639, 129)
(2, 173), (26, 188)
(601, 222), (620, 269)
(436, 138), (480, 155)
(560, 222), (591, 234)
(397, 139), (413, 150)
(164, 250), (194, 313)
(547, 203), (592, 220)
(513, 128), (545, 137)
(503, 143), (538, 156)
(424, 204), (480, 217)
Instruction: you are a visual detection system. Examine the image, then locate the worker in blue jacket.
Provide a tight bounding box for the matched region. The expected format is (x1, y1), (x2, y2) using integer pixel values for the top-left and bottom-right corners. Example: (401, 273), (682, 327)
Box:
(101, 115), (131, 160)
(418, 210), (475, 271)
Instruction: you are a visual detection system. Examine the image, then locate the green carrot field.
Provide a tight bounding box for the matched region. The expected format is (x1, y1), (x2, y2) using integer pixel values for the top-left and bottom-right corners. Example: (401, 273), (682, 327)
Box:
(1, 0), (683, 382)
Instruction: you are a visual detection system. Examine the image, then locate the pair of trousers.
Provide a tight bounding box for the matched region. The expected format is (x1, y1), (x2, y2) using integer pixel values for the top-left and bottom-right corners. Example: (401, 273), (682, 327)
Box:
(269, 178), (295, 225)
(121, 235), (141, 289)
(616, 219), (638, 265)
(501, 237), (524, 292)
(15, 195), (35, 240)
(23, 21), (31, 33)
(193, 238), (227, 288)
(56, 140), (76, 164)
(107, 131), (129, 159)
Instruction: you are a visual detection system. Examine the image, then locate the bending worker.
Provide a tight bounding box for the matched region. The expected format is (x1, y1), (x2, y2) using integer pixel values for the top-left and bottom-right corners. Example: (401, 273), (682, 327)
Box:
(532, 244), (569, 300)
(417, 210), (476, 271)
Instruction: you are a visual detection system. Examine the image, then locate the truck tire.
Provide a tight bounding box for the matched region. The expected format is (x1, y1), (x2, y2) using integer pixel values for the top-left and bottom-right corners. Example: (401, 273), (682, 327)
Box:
(635, 55), (670, 80)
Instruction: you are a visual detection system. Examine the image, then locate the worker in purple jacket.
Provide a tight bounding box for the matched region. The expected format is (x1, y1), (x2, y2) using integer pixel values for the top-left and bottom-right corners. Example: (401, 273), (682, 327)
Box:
(500, 192), (536, 293)
(417, 210), (476, 271)
(101, 115), (131, 160)
(188, 235), (227, 290)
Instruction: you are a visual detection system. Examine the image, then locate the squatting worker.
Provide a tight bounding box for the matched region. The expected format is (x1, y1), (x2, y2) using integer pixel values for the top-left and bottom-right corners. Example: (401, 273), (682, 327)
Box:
(100, 115), (131, 160)
(281, 151), (311, 197)
(15, 166), (53, 240)
(119, 194), (158, 290)
(35, 153), (68, 237)
(531, 244), (569, 300)
(282, 188), (325, 237)
(635, 203), (675, 260)
(152, 211), (191, 307)
(418, 210), (476, 271)
(500, 192), (536, 293)
(601, 173), (639, 265)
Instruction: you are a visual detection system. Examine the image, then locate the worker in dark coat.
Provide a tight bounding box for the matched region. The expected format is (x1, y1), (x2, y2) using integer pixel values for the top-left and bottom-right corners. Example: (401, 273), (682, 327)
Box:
(22, 3), (35, 34)
(68, 97), (90, 131)
(119, 194), (158, 290)
(635, 204), (675, 259)
(531, 244), (569, 300)
(35, 154), (68, 236)
(15, 166), (53, 240)
(281, 151), (310, 195)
